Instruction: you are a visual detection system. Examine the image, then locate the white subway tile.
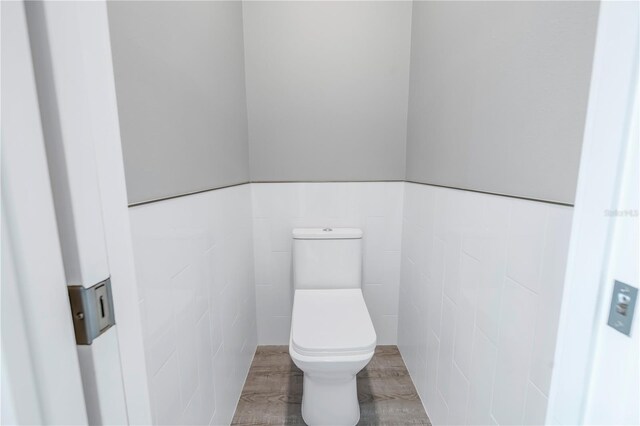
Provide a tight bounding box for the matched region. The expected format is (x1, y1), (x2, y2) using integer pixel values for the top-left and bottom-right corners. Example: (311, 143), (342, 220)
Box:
(461, 192), (486, 261)
(399, 183), (572, 426)
(147, 323), (178, 378)
(382, 250), (402, 288)
(252, 218), (272, 284)
(466, 328), (498, 426)
(442, 234), (462, 304)
(196, 313), (216, 424)
(258, 315), (291, 345)
(176, 308), (199, 411)
(437, 296), (456, 404)
(529, 205), (572, 395)
(303, 183), (349, 218)
(429, 392), (449, 426)
(193, 256), (211, 323)
(426, 272), (443, 337)
(208, 287), (224, 354)
(425, 328), (441, 406)
(448, 363), (470, 425)
(432, 188), (448, 242)
(143, 280), (175, 341)
(252, 182), (404, 344)
(506, 200), (547, 293)
(270, 251), (293, 315)
(181, 387), (205, 426)
(491, 279), (538, 425)
(402, 182), (421, 223)
(130, 185), (256, 425)
(475, 197), (509, 344)
(453, 253), (480, 378)
(269, 216), (295, 252)
(523, 382), (548, 425)
(255, 284), (272, 323)
(153, 353), (182, 426)
(372, 315), (399, 345)
(212, 345), (234, 425)
(363, 216), (386, 284)
(363, 284), (398, 317)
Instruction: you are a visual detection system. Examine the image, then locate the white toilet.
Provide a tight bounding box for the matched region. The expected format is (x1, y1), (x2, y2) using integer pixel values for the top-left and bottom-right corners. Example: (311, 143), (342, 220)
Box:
(289, 228), (377, 426)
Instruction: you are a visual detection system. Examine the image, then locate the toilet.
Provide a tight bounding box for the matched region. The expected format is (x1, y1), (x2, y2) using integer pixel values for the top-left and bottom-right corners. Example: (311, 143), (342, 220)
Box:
(289, 228), (377, 426)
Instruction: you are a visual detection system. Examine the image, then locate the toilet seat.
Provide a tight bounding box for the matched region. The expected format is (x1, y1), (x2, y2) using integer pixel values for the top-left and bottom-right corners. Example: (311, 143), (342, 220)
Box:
(291, 289), (377, 358)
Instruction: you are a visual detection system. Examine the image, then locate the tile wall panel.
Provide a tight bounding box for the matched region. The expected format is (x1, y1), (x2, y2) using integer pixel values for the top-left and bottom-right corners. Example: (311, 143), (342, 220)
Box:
(127, 180), (571, 425)
(129, 185), (257, 425)
(398, 182), (572, 425)
(251, 182), (404, 345)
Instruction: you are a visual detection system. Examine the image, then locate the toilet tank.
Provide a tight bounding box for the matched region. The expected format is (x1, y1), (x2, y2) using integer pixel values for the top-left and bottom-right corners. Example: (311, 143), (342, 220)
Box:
(292, 228), (362, 290)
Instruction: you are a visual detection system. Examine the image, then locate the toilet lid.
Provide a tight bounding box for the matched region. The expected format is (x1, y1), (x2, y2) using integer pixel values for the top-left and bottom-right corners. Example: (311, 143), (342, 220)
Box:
(291, 289), (377, 357)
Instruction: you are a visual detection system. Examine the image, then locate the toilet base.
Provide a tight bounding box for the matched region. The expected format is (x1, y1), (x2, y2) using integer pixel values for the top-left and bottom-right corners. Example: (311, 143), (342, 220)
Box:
(301, 373), (360, 426)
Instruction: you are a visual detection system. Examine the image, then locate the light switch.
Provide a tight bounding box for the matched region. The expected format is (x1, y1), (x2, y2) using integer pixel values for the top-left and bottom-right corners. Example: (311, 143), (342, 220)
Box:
(607, 280), (638, 336)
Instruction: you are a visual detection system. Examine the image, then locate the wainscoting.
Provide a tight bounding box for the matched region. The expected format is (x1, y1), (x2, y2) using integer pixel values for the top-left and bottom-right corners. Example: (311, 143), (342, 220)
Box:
(129, 184), (257, 425)
(128, 181), (574, 425)
(398, 182), (573, 425)
(251, 182), (404, 345)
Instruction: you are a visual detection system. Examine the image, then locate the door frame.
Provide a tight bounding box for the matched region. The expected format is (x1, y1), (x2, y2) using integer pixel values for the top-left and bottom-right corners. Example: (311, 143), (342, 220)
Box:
(546, 1), (639, 424)
(2, 1), (152, 424)
(1, 2), (88, 423)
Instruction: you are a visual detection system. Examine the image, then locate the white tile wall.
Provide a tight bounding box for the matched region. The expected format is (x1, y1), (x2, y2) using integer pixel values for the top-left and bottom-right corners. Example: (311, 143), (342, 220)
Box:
(127, 180), (571, 425)
(129, 184), (257, 425)
(398, 182), (573, 426)
(251, 182), (404, 345)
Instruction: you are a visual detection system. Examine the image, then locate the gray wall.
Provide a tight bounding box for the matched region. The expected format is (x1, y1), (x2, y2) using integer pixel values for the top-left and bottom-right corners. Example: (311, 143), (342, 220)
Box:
(243, 1), (412, 182)
(108, 1), (249, 204)
(405, 1), (599, 204)
(110, 1), (599, 203)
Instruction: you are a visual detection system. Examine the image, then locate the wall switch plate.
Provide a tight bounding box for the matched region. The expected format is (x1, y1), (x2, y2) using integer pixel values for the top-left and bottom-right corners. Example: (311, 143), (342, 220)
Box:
(607, 280), (637, 336)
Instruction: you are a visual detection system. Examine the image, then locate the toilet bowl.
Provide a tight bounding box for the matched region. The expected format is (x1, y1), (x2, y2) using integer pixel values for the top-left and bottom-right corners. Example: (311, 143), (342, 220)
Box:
(290, 228), (377, 426)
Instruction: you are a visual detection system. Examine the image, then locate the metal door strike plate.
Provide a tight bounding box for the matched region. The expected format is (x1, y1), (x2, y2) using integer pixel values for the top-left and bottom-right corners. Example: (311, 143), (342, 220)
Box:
(68, 278), (116, 345)
(607, 280), (637, 336)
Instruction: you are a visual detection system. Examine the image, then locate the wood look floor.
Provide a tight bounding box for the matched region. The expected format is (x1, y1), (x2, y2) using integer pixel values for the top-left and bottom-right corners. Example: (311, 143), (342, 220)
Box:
(231, 345), (431, 425)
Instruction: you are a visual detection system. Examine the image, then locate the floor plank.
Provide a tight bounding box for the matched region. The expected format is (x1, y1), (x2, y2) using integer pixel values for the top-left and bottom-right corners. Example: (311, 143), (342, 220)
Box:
(231, 346), (431, 425)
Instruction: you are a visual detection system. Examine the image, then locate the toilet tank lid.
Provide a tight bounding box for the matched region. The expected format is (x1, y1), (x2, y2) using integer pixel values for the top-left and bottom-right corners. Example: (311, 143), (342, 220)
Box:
(292, 228), (362, 240)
